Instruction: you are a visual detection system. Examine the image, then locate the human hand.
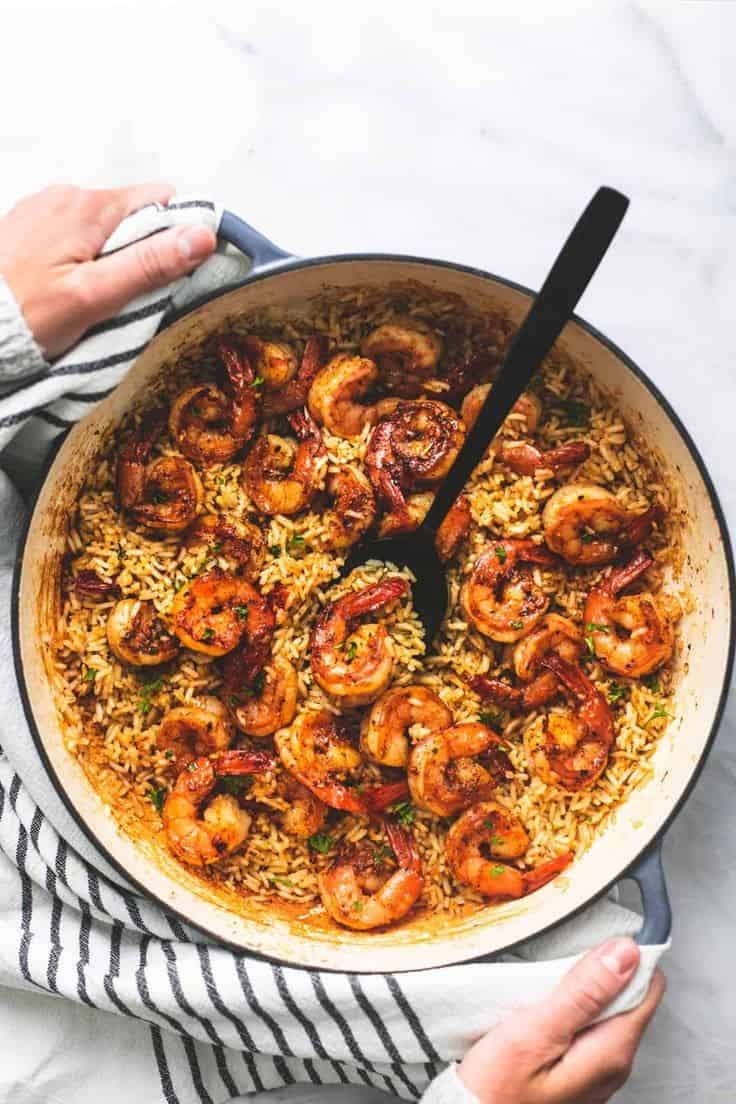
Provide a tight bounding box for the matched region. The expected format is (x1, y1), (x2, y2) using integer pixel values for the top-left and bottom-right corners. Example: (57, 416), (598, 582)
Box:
(458, 938), (665, 1103)
(0, 183), (216, 357)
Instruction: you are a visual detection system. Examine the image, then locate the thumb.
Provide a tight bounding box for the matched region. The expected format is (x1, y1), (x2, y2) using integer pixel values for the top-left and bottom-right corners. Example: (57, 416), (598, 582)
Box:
(80, 223), (217, 321)
(531, 937), (641, 1047)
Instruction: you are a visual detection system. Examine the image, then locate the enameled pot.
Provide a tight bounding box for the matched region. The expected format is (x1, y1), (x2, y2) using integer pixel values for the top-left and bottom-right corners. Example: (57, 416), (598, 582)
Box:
(12, 211), (735, 972)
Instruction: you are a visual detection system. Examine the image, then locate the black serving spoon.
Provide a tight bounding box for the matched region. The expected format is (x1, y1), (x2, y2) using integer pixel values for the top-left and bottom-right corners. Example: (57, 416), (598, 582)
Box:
(344, 186), (630, 643)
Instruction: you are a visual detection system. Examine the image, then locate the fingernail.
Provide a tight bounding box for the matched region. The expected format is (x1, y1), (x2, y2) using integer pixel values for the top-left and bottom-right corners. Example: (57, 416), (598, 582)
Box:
(177, 225), (215, 262)
(599, 938), (640, 977)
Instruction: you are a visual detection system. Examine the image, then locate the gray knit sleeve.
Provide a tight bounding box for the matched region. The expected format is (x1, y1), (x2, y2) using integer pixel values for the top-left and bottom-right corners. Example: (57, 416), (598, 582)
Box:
(0, 275), (48, 381)
(420, 1064), (482, 1104)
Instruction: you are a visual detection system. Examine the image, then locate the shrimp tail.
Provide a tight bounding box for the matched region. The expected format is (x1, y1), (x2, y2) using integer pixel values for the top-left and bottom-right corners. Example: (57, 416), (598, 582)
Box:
(522, 851), (573, 895)
(608, 548), (654, 596)
(470, 674), (523, 711)
(287, 406), (323, 443)
(219, 339), (254, 394)
(261, 334), (329, 417)
(336, 577), (410, 621)
(517, 540), (561, 567)
(621, 503), (664, 548)
(435, 495), (472, 562)
(214, 748), (276, 775)
(540, 653), (592, 702)
(384, 819), (421, 872)
(499, 441), (589, 476)
(363, 780), (410, 813)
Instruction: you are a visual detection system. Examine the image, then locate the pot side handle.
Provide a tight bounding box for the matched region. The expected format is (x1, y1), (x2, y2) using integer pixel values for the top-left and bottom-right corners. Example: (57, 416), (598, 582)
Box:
(218, 210), (294, 273)
(626, 840), (672, 946)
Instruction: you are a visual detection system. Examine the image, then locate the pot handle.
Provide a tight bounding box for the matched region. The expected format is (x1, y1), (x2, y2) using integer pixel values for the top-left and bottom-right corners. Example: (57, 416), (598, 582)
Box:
(626, 841), (672, 945)
(218, 210), (295, 272)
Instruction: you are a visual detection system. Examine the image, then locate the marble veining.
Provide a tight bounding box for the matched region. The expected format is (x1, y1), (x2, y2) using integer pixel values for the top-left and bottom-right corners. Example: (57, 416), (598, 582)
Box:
(0, 1), (734, 1101)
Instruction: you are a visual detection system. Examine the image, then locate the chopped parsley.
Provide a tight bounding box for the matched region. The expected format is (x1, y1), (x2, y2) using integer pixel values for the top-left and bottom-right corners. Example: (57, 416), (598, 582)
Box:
(352, 900), (363, 912)
(580, 532), (595, 543)
(251, 375), (265, 389)
(511, 620), (524, 630)
(138, 676), (164, 715)
(272, 876), (293, 888)
(148, 785), (167, 813)
(494, 545), (507, 563)
(83, 667), (97, 683)
(643, 674), (661, 693)
(389, 801), (416, 826)
(649, 704), (672, 723)
(269, 544), (281, 556)
(234, 604), (249, 620)
(489, 865), (507, 878)
(556, 399), (589, 427)
(478, 710), (503, 728)
(308, 833), (334, 854)
(164, 749), (175, 760)
(202, 628), (215, 642)
(210, 541), (223, 554)
(287, 535), (306, 553)
(584, 622), (609, 655)
(228, 670), (266, 705)
(150, 491), (167, 505)
(344, 640), (359, 663)
(173, 577), (186, 593)
(607, 682), (628, 704)
(371, 844), (394, 868)
(219, 776), (253, 796)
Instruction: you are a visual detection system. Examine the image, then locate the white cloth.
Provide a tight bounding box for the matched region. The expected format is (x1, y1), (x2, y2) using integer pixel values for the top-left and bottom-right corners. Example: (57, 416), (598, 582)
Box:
(0, 199), (668, 1104)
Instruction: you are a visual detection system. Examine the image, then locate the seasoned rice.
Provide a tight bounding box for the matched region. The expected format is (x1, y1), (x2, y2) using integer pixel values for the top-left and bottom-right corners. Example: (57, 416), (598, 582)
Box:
(50, 281), (683, 923)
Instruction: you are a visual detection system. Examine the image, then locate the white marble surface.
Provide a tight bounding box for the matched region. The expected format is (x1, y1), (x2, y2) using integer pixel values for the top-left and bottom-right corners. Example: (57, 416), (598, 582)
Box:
(1, 1), (735, 1101)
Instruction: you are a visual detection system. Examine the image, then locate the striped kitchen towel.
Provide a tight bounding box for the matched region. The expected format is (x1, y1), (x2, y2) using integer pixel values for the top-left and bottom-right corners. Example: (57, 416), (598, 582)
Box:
(0, 198), (667, 1103)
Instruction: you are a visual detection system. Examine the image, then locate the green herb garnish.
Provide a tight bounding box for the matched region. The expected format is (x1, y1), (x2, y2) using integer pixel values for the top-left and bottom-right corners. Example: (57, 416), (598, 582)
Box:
(308, 833), (334, 854)
(581, 532), (594, 544)
(556, 399), (589, 427)
(210, 541), (223, 554)
(352, 900), (363, 912)
(269, 544), (281, 557)
(150, 491), (167, 505)
(584, 622), (609, 655)
(371, 844), (394, 868)
(607, 682), (628, 704)
(511, 620), (524, 630)
(234, 604), (249, 620)
(138, 676), (164, 715)
(478, 710), (503, 728)
(251, 375), (264, 389)
(389, 801), (416, 826)
(83, 667), (97, 683)
(219, 776), (253, 796)
(649, 704), (671, 723)
(148, 785), (167, 813)
(489, 865), (507, 878)
(344, 640), (359, 663)
(287, 535), (306, 553)
(643, 674), (661, 693)
(202, 628), (215, 642)
(272, 875), (294, 888)
(495, 545), (507, 563)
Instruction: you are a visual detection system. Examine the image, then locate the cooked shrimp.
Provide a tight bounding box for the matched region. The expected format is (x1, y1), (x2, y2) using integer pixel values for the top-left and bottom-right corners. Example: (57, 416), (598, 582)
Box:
(183, 513), (265, 580)
(375, 490), (472, 562)
(365, 399), (465, 529)
(319, 819), (424, 930)
(321, 466), (377, 550)
(279, 776), (328, 839)
(156, 698), (234, 769)
(275, 709), (409, 816)
(238, 336), (298, 391)
(171, 569), (273, 657)
(461, 384), (542, 435)
(408, 722), (513, 817)
(524, 654), (615, 790)
(308, 353), (382, 438)
(446, 801), (573, 899)
(460, 539), (559, 643)
(107, 598), (179, 666)
(228, 655), (298, 738)
(168, 340), (259, 465)
(361, 320), (442, 397)
(262, 335), (328, 417)
(498, 440), (590, 477)
(543, 483), (663, 566)
(162, 748), (275, 867)
(472, 613), (583, 711)
(243, 408), (325, 516)
(584, 550), (678, 678)
(219, 597), (278, 702)
(309, 577), (410, 708)
(360, 685), (452, 768)
(117, 412), (203, 532)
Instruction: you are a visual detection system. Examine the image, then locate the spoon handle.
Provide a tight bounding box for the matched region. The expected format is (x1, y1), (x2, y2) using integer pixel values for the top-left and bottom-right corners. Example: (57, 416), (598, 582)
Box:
(421, 186), (629, 536)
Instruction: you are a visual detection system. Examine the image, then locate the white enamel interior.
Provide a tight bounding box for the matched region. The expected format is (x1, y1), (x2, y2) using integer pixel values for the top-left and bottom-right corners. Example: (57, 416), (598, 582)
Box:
(16, 258), (733, 972)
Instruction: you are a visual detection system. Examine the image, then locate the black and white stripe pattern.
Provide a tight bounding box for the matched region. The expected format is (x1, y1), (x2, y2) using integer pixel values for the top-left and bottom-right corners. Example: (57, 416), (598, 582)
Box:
(0, 197), (226, 451)
(0, 754), (449, 1101)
